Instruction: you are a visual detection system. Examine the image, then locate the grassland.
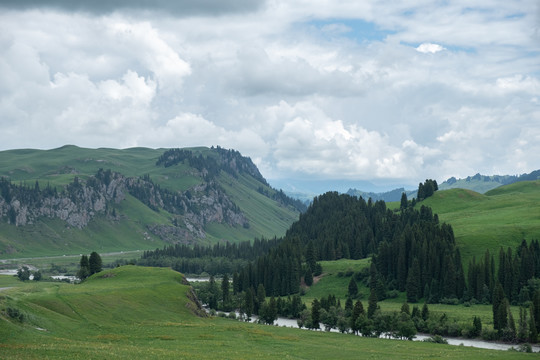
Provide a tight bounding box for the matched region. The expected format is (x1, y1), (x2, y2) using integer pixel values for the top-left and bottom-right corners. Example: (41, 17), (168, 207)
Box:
(302, 259), (518, 329)
(0, 146), (300, 258)
(421, 181), (540, 265)
(1, 266), (535, 359)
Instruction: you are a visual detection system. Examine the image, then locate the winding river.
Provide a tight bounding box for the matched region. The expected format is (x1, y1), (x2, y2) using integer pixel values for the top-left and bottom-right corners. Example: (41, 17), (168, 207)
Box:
(214, 310), (539, 352)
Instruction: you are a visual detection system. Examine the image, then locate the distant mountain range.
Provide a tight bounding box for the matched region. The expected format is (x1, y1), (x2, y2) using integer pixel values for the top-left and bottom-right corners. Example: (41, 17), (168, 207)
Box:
(284, 170), (540, 203)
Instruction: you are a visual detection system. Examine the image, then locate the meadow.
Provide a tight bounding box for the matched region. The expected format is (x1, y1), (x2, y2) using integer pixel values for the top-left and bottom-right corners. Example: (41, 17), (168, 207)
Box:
(422, 181), (540, 265)
(1, 266), (536, 359)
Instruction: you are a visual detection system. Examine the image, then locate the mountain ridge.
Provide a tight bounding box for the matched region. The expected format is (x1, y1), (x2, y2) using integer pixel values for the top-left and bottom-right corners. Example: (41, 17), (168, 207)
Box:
(0, 146), (303, 257)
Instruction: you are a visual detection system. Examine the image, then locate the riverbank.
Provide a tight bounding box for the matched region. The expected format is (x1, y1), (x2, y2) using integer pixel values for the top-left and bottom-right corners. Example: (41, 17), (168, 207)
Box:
(211, 309), (539, 352)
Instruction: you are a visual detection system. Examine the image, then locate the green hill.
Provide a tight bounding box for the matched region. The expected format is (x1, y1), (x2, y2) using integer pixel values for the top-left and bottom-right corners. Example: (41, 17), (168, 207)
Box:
(0, 146), (302, 258)
(421, 180), (540, 264)
(0, 266), (530, 359)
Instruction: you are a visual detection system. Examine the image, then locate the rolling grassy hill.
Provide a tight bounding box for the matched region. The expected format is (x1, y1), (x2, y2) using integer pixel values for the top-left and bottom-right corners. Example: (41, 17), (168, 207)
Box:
(421, 180), (540, 265)
(0, 146), (301, 258)
(0, 266), (533, 359)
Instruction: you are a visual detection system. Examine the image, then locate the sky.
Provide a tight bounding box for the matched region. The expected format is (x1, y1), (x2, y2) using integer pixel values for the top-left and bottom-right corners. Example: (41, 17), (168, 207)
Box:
(0, 1), (539, 191)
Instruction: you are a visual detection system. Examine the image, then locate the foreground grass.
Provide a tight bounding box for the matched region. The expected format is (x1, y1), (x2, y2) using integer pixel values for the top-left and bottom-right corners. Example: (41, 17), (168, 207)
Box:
(1, 267), (535, 359)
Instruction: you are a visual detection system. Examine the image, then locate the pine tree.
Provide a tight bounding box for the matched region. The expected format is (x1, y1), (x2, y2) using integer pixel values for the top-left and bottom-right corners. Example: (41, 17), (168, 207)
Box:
(304, 267), (313, 286)
(311, 298), (321, 329)
(351, 300), (365, 334)
(400, 192), (408, 210)
(243, 289), (254, 320)
(78, 255), (90, 280)
(406, 259), (421, 303)
(421, 303), (429, 321)
(89, 252), (102, 275)
(221, 273), (230, 307)
(472, 316), (482, 337)
(530, 307), (538, 343)
(367, 288), (378, 319)
(492, 282), (505, 331)
(497, 298), (509, 334)
(348, 277), (358, 298)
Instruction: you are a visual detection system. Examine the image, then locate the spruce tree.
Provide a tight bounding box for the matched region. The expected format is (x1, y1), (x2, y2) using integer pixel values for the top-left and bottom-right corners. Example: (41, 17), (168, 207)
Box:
(221, 273), (230, 307)
(348, 277), (358, 298)
(304, 267), (313, 286)
(400, 192), (408, 210)
(530, 307), (538, 343)
(89, 251), (102, 275)
(311, 298), (321, 329)
(406, 259), (421, 303)
(492, 282), (505, 331)
(421, 303), (429, 321)
(367, 288), (378, 319)
(78, 255), (90, 280)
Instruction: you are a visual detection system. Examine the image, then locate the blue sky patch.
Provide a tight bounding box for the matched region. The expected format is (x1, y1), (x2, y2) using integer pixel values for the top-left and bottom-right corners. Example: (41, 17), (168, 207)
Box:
(307, 18), (395, 43)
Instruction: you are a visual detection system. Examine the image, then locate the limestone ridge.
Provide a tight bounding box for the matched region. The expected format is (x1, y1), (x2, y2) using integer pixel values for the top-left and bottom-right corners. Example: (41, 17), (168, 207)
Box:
(0, 168), (248, 243)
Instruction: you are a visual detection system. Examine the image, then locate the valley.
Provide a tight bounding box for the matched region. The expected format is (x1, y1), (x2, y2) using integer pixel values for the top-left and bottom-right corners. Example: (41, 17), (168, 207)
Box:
(1, 147), (540, 358)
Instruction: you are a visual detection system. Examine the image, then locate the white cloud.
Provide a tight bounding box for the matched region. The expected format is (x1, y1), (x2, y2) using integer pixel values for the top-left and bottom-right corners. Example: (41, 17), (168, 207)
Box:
(0, 1), (539, 187)
(107, 21), (191, 92)
(416, 43), (445, 54)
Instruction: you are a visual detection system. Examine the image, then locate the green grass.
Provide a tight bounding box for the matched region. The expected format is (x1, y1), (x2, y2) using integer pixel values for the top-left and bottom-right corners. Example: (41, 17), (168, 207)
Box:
(421, 181), (540, 265)
(302, 259), (523, 330)
(302, 259), (371, 303)
(0, 266), (535, 359)
(0, 146), (300, 258)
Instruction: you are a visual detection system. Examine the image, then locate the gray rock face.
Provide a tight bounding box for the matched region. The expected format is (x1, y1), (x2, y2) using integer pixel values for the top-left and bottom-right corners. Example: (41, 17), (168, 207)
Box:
(1, 171), (248, 241)
(2, 173), (127, 228)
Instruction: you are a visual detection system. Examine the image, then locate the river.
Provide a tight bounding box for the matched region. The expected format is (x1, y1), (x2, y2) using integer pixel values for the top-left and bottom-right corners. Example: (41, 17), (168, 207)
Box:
(211, 309), (539, 352)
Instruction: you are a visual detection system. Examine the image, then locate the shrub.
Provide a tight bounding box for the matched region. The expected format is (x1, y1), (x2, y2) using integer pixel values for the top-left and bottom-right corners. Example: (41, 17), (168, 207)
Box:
(440, 297), (459, 305)
(517, 343), (533, 353)
(481, 328), (499, 341)
(6, 307), (24, 322)
(423, 335), (448, 344)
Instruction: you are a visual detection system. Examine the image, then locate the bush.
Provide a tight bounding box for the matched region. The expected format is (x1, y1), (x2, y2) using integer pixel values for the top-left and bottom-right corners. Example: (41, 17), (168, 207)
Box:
(481, 328), (499, 341)
(227, 312), (237, 320)
(440, 297), (459, 305)
(517, 343), (533, 353)
(6, 307), (24, 322)
(423, 335), (448, 344)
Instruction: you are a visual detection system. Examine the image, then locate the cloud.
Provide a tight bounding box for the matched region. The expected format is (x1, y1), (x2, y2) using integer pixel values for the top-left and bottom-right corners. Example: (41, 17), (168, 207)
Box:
(0, 0), (265, 16)
(0, 1), (539, 187)
(106, 21), (191, 92)
(416, 43), (445, 54)
(270, 101), (433, 180)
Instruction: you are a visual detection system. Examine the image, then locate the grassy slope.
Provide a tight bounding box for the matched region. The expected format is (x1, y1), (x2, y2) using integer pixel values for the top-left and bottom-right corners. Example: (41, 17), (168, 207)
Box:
(303, 260), (519, 330)
(0, 267), (533, 359)
(421, 181), (540, 265)
(0, 146), (299, 257)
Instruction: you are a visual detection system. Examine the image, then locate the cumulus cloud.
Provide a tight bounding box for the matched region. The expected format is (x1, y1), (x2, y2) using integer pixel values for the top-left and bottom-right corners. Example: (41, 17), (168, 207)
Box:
(0, 1), (539, 187)
(270, 101), (433, 180)
(416, 43), (445, 54)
